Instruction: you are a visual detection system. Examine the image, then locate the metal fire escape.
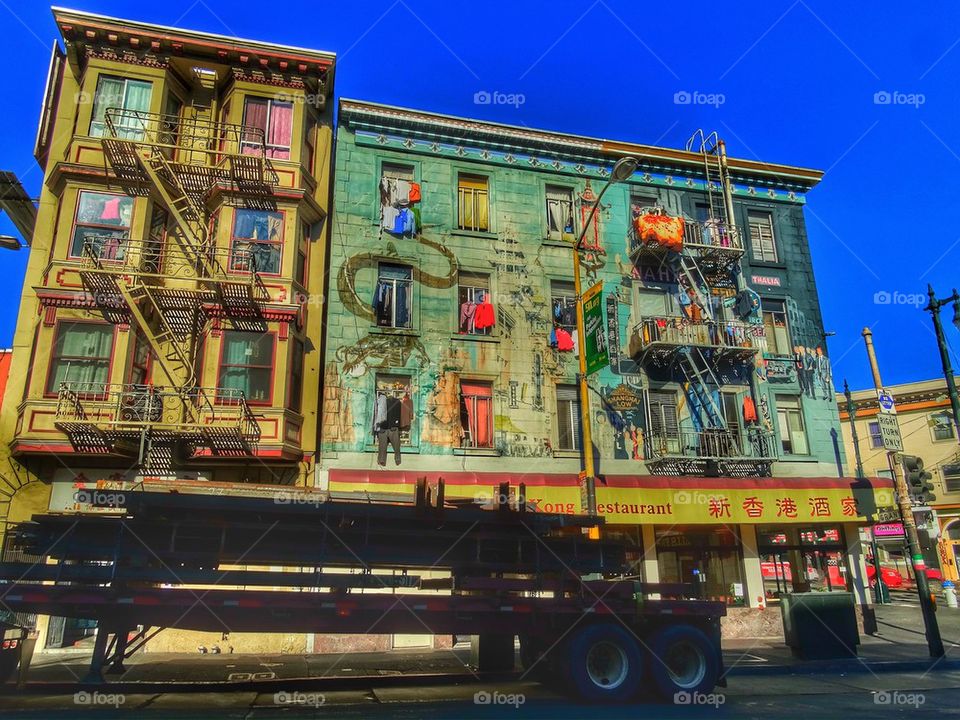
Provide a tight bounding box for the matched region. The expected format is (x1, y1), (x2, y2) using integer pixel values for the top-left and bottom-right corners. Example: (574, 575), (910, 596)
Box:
(57, 109), (274, 467)
(630, 131), (774, 476)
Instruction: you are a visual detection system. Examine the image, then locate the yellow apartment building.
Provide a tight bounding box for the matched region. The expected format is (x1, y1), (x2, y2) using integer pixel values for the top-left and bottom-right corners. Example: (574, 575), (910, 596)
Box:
(0, 8), (335, 651)
(838, 377), (960, 582)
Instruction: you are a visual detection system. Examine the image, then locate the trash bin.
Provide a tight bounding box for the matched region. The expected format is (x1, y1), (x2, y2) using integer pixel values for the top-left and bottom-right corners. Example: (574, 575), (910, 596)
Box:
(780, 592), (860, 660)
(872, 580), (890, 604)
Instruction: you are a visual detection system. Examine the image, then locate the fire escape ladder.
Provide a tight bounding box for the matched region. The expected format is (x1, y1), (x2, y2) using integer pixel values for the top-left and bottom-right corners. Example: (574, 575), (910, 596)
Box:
(678, 347), (725, 429)
(675, 255), (714, 322)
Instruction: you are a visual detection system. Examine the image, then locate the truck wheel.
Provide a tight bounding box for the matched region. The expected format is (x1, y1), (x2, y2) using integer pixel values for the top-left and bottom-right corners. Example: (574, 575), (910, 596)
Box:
(647, 624), (719, 699)
(564, 623), (643, 703)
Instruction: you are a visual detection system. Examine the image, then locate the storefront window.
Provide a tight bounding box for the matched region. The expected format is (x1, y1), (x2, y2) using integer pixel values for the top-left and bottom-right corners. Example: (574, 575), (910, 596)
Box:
(655, 527), (746, 606)
(757, 525), (850, 602)
(601, 527), (645, 577)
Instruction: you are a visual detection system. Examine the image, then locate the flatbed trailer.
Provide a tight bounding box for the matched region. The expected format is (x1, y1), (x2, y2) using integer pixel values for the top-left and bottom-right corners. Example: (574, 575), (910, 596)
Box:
(0, 479), (726, 702)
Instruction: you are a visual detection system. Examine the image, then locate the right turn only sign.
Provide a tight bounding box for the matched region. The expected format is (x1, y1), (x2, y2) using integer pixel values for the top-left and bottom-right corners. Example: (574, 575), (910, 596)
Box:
(876, 388), (903, 451)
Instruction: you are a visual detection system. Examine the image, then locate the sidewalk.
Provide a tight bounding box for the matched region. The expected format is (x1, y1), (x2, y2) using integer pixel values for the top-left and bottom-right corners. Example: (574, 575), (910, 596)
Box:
(7, 605), (960, 690)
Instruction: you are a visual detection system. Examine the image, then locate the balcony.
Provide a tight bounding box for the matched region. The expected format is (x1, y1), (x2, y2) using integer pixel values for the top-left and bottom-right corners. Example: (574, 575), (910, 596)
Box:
(101, 109), (278, 191)
(629, 316), (765, 361)
(645, 428), (776, 477)
(629, 217), (744, 285)
(54, 382), (260, 456)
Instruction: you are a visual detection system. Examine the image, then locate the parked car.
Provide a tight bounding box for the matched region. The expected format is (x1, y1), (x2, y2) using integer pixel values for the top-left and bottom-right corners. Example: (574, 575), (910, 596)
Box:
(866, 564), (904, 588)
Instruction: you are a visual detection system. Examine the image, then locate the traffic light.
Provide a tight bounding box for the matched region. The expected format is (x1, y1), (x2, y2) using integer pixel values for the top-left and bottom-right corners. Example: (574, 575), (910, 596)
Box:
(902, 455), (936, 505)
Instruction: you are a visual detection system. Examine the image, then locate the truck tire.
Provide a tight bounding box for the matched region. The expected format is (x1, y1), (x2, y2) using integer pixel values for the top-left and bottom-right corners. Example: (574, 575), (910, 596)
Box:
(647, 624), (719, 700)
(563, 623), (643, 703)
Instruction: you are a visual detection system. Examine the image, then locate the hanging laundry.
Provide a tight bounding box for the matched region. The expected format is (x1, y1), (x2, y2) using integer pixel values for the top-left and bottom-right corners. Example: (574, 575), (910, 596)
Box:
(570, 329), (578, 354)
(372, 392), (388, 433)
(381, 205), (400, 232)
(395, 179), (411, 205)
(400, 393), (413, 430)
(634, 212), (684, 252)
(549, 328), (558, 347)
(379, 177), (393, 206)
(474, 296), (495, 329)
(742, 396), (758, 424)
(460, 302), (478, 333)
(392, 208), (408, 235)
(408, 182), (421, 203)
(555, 328), (574, 351)
(411, 206), (421, 233)
(373, 282), (392, 326)
(402, 207), (416, 235)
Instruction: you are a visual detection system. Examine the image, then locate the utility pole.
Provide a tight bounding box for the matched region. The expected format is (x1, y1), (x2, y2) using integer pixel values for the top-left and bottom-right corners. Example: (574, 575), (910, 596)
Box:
(862, 327), (944, 656)
(924, 285), (960, 441)
(844, 378), (883, 603)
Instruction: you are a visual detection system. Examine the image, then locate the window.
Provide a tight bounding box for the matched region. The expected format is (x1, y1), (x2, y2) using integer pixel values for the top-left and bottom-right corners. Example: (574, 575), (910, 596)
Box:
(761, 299), (790, 356)
(545, 185), (575, 241)
(218, 331), (275, 404)
(241, 96), (293, 159)
(648, 390), (679, 441)
(931, 412), (955, 441)
(657, 527), (745, 605)
(289, 338), (304, 413)
(376, 374), (413, 444)
(457, 173), (489, 232)
(721, 392), (742, 439)
(942, 464), (960, 493)
(89, 75), (152, 138)
(375, 263), (413, 329)
(304, 119), (316, 175)
(457, 271), (491, 335)
(160, 93), (183, 151)
(295, 222), (310, 286)
(556, 384), (582, 451)
(748, 210), (778, 263)
(47, 323), (114, 394)
(381, 162), (415, 183)
(867, 421), (884, 448)
(128, 332), (151, 386)
(230, 209), (284, 275)
(460, 381), (494, 448)
(776, 395), (808, 455)
(70, 191), (134, 259)
(551, 280), (577, 333)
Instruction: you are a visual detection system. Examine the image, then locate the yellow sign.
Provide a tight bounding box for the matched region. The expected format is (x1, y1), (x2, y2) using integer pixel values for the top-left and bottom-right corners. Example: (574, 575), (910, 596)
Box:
(328, 479), (894, 526)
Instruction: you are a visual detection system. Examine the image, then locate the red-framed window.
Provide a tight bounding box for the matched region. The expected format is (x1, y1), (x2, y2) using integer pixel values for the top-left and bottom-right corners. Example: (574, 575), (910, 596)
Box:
(229, 209), (284, 276)
(295, 221), (310, 287)
(217, 331), (276, 405)
(46, 321), (115, 395)
(241, 96), (293, 160)
(128, 331), (152, 386)
(460, 380), (494, 449)
(70, 190), (134, 259)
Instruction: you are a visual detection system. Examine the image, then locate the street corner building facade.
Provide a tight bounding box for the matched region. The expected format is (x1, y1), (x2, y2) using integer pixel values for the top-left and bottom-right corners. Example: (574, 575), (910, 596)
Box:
(0, 8), (334, 652)
(839, 377), (960, 583)
(319, 99), (893, 644)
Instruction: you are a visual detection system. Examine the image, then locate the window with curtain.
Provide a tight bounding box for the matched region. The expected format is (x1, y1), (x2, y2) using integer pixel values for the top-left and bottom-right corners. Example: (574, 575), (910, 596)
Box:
(761, 299), (790, 356)
(230, 209), (284, 275)
(457, 271), (491, 336)
(241, 97), (293, 159)
(47, 323), (114, 394)
(748, 210), (778, 263)
(89, 75), (152, 139)
(776, 395), (808, 455)
(457, 174), (489, 232)
(545, 185), (575, 241)
(556, 384), (582, 451)
(218, 332), (275, 404)
(374, 263), (413, 329)
(70, 191), (134, 259)
(460, 381), (494, 448)
(867, 421), (884, 448)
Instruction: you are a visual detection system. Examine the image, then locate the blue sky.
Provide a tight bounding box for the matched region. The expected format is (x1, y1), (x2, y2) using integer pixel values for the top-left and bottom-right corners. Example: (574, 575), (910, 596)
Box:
(1, 0), (958, 392)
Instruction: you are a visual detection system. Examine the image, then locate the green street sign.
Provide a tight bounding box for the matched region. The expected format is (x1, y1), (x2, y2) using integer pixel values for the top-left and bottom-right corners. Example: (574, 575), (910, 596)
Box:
(582, 282), (608, 375)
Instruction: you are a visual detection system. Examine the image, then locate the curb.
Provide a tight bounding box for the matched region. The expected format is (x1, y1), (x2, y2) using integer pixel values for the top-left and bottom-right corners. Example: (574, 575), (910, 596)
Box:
(725, 659), (960, 677)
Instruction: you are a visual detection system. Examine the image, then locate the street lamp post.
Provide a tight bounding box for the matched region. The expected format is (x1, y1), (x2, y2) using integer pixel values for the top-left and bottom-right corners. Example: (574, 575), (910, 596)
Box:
(573, 156), (638, 516)
(924, 284), (960, 442)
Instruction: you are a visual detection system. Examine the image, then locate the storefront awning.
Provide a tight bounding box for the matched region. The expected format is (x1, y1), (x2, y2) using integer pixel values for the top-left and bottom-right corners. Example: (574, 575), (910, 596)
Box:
(327, 470), (895, 525)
